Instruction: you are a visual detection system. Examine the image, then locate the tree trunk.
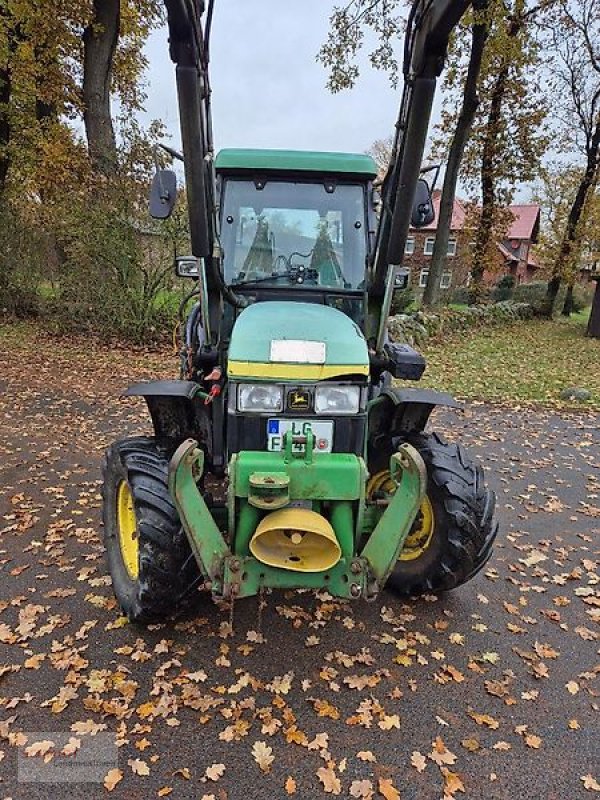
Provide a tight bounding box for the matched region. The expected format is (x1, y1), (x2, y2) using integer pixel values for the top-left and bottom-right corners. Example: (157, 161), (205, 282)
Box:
(542, 116), (600, 318)
(468, 62), (509, 304)
(561, 282), (574, 316)
(82, 0), (120, 176)
(543, 274), (561, 317)
(423, 1), (490, 308)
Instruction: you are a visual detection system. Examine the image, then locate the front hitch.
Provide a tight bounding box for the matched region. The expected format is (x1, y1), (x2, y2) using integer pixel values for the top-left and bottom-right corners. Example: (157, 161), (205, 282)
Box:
(360, 443), (427, 598)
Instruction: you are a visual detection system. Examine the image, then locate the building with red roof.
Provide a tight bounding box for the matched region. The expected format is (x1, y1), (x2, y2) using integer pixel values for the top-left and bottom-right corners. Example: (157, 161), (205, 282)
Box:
(402, 191), (541, 294)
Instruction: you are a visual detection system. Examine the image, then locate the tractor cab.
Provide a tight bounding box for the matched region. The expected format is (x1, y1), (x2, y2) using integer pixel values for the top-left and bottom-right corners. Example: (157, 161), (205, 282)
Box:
(215, 149), (378, 329)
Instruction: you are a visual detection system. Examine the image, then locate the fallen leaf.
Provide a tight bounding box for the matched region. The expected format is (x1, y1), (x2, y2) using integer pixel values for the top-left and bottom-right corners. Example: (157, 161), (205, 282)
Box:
(205, 763), (225, 781)
(349, 779), (374, 798)
(317, 766), (341, 795)
(252, 741), (274, 773)
(411, 751), (427, 773)
(104, 768), (123, 792)
(581, 775), (600, 792)
(128, 758), (150, 776)
(378, 777), (401, 800)
(285, 775), (297, 795)
(429, 737), (457, 767)
(357, 750), (376, 762)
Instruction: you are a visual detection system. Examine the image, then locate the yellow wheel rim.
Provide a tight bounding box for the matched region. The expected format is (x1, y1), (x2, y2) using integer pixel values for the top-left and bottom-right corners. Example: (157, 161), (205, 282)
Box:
(367, 470), (435, 561)
(117, 481), (139, 580)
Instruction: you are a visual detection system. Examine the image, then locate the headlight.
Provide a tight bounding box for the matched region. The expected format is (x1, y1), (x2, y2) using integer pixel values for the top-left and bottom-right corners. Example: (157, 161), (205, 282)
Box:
(238, 383), (283, 413)
(315, 385), (360, 415)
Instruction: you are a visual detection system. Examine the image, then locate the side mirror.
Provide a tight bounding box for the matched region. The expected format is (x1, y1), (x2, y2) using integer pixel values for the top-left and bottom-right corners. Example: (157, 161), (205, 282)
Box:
(149, 169), (177, 219)
(411, 178), (435, 228)
(175, 256), (201, 279)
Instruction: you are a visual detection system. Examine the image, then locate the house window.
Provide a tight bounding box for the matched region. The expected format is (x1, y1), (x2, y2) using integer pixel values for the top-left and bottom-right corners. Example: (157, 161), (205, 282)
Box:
(447, 238), (457, 256)
(419, 269), (429, 288)
(424, 237), (435, 255)
(440, 271), (452, 289)
(405, 236), (415, 255)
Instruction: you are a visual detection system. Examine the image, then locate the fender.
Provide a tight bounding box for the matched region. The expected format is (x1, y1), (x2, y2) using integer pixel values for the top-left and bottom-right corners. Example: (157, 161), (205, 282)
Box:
(124, 381), (213, 460)
(367, 388), (463, 467)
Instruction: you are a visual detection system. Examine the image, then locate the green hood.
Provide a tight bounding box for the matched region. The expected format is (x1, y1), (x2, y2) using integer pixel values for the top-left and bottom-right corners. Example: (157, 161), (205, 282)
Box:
(227, 301), (369, 381)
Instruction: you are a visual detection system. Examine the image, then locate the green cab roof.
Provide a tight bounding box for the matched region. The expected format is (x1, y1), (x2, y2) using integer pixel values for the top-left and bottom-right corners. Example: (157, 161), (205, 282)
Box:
(215, 148), (378, 178)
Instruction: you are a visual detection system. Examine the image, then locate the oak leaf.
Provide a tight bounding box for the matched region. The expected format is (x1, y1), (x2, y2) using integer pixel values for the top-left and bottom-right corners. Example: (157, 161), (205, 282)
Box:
(252, 741), (274, 772)
(317, 766), (341, 795)
(410, 751), (427, 773)
(104, 768), (123, 791)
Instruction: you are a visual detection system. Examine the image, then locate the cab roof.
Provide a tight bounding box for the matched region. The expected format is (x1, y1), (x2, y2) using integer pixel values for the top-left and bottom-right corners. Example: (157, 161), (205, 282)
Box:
(215, 148), (378, 178)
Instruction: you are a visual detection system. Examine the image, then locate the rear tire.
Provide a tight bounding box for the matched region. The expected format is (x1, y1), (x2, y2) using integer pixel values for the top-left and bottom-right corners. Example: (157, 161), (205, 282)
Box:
(373, 432), (498, 595)
(102, 437), (200, 623)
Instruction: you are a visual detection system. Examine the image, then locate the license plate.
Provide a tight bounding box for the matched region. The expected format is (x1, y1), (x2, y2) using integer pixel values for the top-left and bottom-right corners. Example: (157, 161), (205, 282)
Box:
(267, 419), (334, 453)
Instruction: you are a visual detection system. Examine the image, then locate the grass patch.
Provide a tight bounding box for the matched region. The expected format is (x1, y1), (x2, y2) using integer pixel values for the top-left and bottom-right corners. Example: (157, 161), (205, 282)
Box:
(412, 315), (600, 410)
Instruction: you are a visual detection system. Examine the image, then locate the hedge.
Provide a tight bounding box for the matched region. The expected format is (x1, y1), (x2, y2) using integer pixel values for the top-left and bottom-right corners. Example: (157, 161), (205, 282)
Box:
(388, 301), (534, 347)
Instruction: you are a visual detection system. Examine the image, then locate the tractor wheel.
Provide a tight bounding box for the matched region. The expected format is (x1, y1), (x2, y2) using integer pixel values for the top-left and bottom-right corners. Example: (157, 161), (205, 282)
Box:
(102, 437), (200, 623)
(368, 432), (497, 595)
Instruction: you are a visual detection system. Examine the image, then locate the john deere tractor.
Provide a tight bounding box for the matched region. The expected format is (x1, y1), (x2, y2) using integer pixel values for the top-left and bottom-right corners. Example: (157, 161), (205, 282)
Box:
(102, 0), (498, 622)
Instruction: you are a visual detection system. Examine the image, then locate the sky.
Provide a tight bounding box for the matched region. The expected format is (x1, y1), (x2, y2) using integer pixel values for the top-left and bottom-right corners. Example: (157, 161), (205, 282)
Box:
(141, 0), (406, 156)
(139, 1), (531, 202)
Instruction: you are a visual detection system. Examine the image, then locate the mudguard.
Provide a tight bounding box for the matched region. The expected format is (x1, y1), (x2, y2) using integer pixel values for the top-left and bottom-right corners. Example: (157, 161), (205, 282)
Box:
(124, 381), (212, 457)
(367, 387), (462, 468)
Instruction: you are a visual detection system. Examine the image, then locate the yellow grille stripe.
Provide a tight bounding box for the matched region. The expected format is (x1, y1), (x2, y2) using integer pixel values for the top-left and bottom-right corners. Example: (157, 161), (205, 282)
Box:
(227, 360), (369, 380)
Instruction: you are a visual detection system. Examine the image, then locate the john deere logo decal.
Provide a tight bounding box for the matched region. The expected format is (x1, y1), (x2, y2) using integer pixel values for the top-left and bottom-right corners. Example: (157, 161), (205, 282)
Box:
(288, 389), (311, 411)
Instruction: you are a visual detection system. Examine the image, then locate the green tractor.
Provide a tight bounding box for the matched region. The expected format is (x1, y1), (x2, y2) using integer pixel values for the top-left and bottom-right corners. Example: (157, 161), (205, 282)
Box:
(102, 0), (497, 622)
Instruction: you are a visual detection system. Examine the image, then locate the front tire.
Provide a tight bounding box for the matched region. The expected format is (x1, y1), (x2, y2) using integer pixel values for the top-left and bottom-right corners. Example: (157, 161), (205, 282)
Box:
(102, 437), (200, 623)
(371, 432), (498, 595)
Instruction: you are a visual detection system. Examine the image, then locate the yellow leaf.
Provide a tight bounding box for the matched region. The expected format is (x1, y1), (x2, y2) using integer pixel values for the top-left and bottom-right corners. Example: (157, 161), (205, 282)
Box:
(468, 710), (500, 729)
(285, 775), (297, 795)
(252, 741), (274, 772)
(524, 733), (542, 749)
(441, 767), (465, 795)
(581, 774), (600, 792)
(428, 736), (457, 767)
(128, 758), (150, 776)
(25, 740), (54, 757)
(378, 714), (400, 730)
(378, 777), (401, 800)
(103, 768), (123, 792)
(158, 788), (172, 797)
(205, 763), (225, 781)
(410, 751), (427, 773)
(566, 681), (580, 695)
(317, 766), (341, 795)
(349, 778), (374, 798)
(357, 750), (376, 762)
(312, 699), (340, 719)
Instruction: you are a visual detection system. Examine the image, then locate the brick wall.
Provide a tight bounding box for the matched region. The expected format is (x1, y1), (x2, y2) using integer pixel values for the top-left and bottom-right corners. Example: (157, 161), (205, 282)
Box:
(402, 229), (471, 294)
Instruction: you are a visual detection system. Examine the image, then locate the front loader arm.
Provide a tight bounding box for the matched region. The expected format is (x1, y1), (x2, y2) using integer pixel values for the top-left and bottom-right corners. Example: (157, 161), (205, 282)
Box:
(368, 0), (471, 351)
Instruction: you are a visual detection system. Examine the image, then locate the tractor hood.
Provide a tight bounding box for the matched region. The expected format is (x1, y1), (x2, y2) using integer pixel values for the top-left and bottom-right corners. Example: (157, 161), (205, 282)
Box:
(227, 302), (369, 381)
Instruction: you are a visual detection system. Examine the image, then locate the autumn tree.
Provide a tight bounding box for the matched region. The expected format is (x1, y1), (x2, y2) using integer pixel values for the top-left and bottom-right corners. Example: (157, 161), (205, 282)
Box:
(318, 1), (406, 93)
(457, 0), (551, 302)
(541, 0), (600, 317)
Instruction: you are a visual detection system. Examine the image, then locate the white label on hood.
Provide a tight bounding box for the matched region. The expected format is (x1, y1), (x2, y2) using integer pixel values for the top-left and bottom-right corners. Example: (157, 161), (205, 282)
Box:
(270, 340), (326, 364)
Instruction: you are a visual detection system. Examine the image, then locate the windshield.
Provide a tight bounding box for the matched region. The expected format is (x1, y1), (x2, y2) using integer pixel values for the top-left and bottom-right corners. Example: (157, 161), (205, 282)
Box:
(220, 179), (367, 291)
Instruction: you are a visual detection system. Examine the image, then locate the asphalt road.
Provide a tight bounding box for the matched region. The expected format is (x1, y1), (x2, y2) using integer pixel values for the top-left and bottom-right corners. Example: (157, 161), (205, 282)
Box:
(0, 328), (598, 799)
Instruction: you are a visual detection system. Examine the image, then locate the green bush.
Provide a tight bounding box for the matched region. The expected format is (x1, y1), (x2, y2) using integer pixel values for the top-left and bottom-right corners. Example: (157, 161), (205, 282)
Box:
(391, 287), (415, 315)
(388, 301), (534, 347)
(493, 274), (515, 302)
(0, 205), (45, 318)
(510, 281), (592, 314)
